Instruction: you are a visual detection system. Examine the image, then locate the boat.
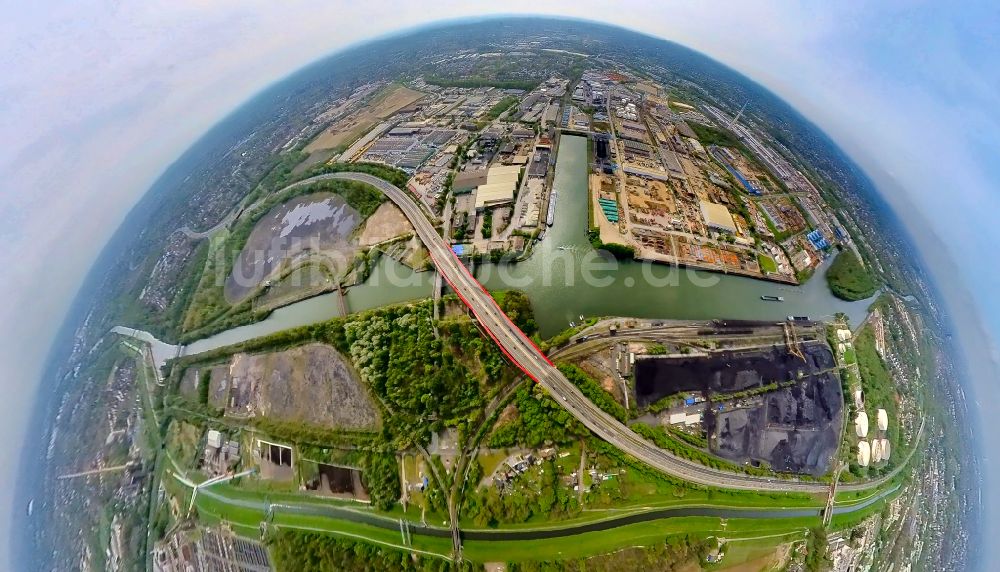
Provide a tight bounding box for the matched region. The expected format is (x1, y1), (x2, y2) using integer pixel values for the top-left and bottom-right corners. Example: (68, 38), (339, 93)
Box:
(546, 190), (559, 226)
(760, 295), (784, 302)
(26, 499), (34, 517)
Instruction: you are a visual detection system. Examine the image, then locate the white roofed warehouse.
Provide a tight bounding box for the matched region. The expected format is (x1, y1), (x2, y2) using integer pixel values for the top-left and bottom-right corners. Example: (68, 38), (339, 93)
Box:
(699, 200), (736, 234)
(473, 165), (522, 210)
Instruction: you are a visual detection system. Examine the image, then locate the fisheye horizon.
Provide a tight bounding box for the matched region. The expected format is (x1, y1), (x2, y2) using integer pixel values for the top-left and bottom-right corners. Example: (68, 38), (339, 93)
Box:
(2, 6), (995, 571)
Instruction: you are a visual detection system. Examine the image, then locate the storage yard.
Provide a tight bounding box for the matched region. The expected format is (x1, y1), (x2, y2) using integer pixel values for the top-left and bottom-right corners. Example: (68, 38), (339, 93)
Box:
(578, 69), (846, 284)
(304, 83), (427, 154)
(562, 317), (843, 476)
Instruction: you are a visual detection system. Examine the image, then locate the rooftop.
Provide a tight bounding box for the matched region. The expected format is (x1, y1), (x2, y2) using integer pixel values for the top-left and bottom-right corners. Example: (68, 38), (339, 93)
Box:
(700, 200), (736, 233)
(474, 182), (518, 209)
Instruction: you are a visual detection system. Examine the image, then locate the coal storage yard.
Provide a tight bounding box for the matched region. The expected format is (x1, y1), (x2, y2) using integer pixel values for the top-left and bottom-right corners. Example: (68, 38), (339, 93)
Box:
(634, 342), (842, 475)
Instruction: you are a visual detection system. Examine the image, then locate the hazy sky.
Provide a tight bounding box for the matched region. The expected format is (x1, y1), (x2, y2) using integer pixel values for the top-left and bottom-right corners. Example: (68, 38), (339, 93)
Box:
(2, 0), (998, 564)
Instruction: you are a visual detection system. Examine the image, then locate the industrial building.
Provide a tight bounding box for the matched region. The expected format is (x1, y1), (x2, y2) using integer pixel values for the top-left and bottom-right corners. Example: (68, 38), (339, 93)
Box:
(807, 229), (830, 250)
(473, 165), (523, 210)
(453, 169), (488, 194)
(621, 138), (653, 156)
(699, 200), (737, 234)
(668, 412), (702, 427)
(528, 148), (550, 178)
(202, 429), (240, 477)
(710, 146), (764, 196)
(486, 164), (521, 186)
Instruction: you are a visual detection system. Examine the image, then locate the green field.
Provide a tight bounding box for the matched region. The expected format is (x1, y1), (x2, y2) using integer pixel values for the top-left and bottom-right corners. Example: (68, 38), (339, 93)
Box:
(757, 253), (778, 273)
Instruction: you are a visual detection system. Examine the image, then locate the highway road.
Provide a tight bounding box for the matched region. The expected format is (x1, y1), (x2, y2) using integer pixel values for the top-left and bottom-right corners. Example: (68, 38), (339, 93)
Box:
(295, 172), (917, 495)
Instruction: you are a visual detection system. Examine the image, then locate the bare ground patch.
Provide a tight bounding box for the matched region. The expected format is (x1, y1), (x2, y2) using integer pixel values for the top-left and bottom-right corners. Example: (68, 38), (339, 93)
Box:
(223, 343), (380, 431)
(379, 234), (430, 270)
(254, 264), (336, 311)
(358, 202), (413, 246)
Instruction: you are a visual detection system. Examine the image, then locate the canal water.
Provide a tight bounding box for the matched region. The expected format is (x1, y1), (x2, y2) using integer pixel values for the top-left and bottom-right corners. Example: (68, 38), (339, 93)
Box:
(184, 258), (433, 355)
(202, 480), (896, 541)
(476, 135), (871, 336)
(185, 134), (872, 354)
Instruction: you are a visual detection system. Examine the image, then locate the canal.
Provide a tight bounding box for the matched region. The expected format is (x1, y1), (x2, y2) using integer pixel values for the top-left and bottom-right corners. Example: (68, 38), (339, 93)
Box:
(201, 481), (897, 542)
(185, 134), (872, 354)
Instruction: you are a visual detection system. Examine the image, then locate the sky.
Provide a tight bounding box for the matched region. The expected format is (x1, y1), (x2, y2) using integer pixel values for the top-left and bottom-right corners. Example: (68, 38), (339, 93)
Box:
(2, 0), (999, 565)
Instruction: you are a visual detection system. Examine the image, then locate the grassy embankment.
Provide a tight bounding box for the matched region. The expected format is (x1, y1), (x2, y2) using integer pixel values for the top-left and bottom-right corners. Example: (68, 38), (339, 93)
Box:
(586, 228), (635, 259)
(191, 473), (892, 566)
(181, 434), (898, 565)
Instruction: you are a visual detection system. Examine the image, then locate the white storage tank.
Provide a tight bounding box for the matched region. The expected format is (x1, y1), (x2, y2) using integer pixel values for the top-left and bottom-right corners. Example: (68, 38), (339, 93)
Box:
(872, 439), (884, 463)
(857, 441), (871, 467)
(879, 438), (891, 461)
(855, 411), (869, 438)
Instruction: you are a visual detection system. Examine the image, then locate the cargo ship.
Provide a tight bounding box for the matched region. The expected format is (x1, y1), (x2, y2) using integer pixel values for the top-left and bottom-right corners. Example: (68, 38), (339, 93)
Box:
(760, 295), (784, 302)
(546, 190), (559, 226)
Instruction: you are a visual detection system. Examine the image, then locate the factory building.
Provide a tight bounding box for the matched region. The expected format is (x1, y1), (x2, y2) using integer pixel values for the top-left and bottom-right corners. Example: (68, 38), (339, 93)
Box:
(621, 138), (653, 156)
(699, 200), (737, 234)
(453, 169), (488, 194)
(668, 412), (702, 427)
(473, 165), (523, 210)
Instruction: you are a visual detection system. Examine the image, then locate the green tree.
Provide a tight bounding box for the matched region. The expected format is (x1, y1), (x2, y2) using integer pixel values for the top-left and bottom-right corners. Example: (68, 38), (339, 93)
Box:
(825, 249), (877, 301)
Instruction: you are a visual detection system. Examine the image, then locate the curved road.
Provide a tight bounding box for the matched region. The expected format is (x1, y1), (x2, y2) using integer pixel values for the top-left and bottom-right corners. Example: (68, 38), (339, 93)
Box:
(281, 172), (918, 495)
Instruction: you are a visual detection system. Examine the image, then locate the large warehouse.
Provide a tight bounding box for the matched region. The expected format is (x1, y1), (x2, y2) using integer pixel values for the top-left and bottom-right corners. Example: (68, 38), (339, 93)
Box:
(699, 200), (736, 234)
(453, 168), (488, 193)
(473, 165), (523, 210)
